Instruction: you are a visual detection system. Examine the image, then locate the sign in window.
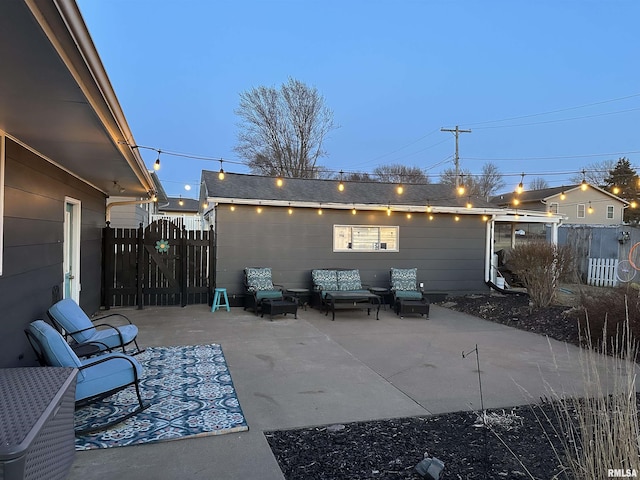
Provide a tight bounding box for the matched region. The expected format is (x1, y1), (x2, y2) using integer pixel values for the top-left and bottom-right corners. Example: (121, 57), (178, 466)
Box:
(334, 225), (399, 252)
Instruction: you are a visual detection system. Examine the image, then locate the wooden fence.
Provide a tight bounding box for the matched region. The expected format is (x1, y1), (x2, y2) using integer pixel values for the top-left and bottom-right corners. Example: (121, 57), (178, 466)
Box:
(102, 221), (215, 309)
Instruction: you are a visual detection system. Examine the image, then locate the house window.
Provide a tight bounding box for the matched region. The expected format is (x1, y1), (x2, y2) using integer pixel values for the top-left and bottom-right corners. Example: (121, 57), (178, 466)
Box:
(334, 225), (399, 252)
(549, 202), (559, 214)
(607, 205), (614, 219)
(577, 204), (586, 218)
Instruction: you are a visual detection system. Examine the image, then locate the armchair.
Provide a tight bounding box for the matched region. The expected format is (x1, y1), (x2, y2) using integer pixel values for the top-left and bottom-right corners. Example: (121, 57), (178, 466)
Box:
(47, 298), (140, 354)
(25, 320), (148, 434)
(243, 267), (284, 316)
(390, 268), (429, 317)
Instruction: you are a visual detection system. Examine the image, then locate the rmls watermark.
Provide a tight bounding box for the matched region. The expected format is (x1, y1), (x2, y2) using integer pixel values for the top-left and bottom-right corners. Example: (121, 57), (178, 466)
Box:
(609, 469), (638, 478)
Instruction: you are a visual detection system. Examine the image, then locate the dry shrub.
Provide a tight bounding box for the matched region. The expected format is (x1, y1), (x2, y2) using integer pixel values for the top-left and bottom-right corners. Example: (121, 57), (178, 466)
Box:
(543, 314), (640, 479)
(506, 242), (575, 308)
(578, 286), (640, 349)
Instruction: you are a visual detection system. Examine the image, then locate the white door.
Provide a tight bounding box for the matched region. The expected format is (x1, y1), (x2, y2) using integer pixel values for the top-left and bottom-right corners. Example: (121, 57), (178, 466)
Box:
(63, 198), (81, 301)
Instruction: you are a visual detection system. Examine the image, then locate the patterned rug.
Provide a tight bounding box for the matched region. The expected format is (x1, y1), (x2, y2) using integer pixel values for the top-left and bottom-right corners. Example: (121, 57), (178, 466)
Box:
(75, 344), (248, 450)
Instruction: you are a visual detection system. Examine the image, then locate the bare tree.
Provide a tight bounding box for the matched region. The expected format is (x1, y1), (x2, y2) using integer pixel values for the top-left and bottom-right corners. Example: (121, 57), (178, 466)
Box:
(569, 159), (616, 187)
(475, 162), (505, 199)
(235, 78), (337, 178)
(528, 177), (549, 190)
(373, 164), (429, 184)
(440, 162), (504, 198)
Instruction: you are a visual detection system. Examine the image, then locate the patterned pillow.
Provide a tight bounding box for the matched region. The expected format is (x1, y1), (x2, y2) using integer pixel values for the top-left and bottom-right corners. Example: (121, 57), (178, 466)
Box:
(337, 270), (362, 291)
(312, 269), (338, 291)
(245, 267), (275, 292)
(391, 268), (417, 291)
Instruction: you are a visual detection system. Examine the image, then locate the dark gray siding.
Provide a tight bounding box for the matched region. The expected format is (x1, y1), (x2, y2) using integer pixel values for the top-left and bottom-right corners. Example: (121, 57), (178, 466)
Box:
(215, 204), (488, 301)
(1, 139), (106, 367)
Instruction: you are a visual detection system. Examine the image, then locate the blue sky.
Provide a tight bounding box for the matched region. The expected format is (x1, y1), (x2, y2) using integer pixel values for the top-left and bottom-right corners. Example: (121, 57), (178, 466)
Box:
(77, 0), (640, 198)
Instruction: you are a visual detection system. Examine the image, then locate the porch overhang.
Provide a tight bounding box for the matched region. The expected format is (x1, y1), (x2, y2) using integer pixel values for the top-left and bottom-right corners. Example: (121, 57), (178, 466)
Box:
(0, 0), (154, 198)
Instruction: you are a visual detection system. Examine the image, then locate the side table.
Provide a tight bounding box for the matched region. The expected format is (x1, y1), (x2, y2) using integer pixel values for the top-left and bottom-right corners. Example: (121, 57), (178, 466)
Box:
(286, 288), (310, 310)
(368, 287), (390, 310)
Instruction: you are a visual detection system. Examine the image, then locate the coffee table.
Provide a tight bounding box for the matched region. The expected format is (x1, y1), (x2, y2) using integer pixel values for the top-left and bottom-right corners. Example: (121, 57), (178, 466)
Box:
(324, 292), (381, 321)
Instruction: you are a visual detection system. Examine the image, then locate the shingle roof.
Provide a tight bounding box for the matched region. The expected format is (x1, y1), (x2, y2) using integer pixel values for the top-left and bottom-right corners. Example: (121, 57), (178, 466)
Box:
(160, 197), (200, 212)
(201, 171), (496, 208)
(490, 184), (628, 206)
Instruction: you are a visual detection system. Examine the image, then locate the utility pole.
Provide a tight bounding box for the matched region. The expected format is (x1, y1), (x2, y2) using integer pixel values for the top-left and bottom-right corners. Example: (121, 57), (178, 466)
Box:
(441, 126), (472, 188)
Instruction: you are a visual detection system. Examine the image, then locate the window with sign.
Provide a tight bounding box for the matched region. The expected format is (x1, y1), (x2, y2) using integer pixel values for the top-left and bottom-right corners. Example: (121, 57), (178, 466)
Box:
(333, 225), (399, 252)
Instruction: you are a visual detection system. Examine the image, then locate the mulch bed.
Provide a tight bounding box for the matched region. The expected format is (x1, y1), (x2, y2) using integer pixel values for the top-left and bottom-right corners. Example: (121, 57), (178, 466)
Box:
(264, 293), (591, 479)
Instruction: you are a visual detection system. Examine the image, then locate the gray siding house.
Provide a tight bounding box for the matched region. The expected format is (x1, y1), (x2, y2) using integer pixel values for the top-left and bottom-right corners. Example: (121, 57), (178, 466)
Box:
(200, 172), (562, 303)
(0, 0), (155, 367)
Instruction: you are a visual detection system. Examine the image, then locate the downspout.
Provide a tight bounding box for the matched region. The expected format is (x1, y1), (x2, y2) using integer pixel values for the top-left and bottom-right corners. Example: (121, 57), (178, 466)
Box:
(485, 215), (496, 284)
(106, 198), (157, 223)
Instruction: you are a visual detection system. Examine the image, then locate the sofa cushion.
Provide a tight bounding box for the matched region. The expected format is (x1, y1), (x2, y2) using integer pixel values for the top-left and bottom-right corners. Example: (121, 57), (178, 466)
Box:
(312, 269), (338, 291)
(391, 268), (418, 291)
(337, 269), (362, 291)
(394, 290), (424, 300)
(245, 267), (275, 292)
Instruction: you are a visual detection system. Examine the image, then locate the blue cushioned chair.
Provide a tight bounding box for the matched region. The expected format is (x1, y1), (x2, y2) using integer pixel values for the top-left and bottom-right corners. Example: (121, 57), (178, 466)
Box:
(48, 298), (140, 354)
(25, 320), (148, 434)
(243, 267), (284, 316)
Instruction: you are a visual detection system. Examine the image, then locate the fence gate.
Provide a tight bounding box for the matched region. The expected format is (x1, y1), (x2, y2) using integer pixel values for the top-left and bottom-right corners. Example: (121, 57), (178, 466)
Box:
(103, 220), (215, 309)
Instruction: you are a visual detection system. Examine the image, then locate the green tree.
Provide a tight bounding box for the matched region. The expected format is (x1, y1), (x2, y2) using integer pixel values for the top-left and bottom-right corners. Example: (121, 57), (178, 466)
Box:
(603, 157), (640, 224)
(235, 78), (337, 178)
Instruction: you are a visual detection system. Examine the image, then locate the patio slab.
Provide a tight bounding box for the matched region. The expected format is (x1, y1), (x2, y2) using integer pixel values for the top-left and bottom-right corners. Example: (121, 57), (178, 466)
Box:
(66, 303), (616, 480)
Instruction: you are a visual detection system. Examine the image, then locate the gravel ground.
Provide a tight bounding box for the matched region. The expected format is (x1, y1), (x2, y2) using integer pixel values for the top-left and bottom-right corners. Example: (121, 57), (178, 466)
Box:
(265, 291), (588, 480)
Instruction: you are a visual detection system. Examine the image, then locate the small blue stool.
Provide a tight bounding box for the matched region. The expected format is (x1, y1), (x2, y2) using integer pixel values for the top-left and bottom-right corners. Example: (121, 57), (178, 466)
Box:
(211, 288), (230, 312)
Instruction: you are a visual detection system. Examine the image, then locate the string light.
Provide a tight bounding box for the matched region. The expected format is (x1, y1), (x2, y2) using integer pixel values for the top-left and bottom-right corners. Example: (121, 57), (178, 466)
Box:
(276, 175), (284, 187)
(613, 186), (620, 195)
(178, 196), (184, 206)
(516, 173), (524, 194)
(560, 191), (566, 200)
(466, 197), (473, 209)
(338, 170), (345, 192)
(428, 214), (434, 221)
(351, 205), (357, 215)
(454, 215), (460, 222)
(457, 175), (465, 196)
(406, 211), (412, 219)
(230, 201), (235, 211)
(580, 170), (588, 191)
(154, 150), (161, 171)
(387, 205), (392, 216)
(288, 202), (293, 215)
(397, 183), (404, 195)
(588, 201), (593, 214)
(218, 159), (225, 180)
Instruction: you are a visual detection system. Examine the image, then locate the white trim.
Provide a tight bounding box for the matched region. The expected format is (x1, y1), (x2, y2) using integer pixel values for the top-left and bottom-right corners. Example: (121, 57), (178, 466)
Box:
(208, 196), (564, 221)
(333, 225), (399, 252)
(64, 197), (82, 302)
(5, 133), (107, 194)
(606, 205), (615, 219)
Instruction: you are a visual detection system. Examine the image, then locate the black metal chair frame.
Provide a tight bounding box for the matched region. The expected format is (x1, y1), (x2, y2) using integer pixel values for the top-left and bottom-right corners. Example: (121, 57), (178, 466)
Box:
(47, 310), (143, 355)
(25, 328), (149, 435)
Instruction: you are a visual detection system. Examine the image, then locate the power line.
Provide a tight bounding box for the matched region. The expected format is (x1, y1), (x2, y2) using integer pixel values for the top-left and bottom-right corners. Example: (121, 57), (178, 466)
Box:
(441, 126), (472, 187)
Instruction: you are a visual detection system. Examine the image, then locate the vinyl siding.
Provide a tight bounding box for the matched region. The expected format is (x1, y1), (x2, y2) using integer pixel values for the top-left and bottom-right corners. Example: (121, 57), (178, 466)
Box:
(215, 204), (488, 301)
(1, 139), (105, 367)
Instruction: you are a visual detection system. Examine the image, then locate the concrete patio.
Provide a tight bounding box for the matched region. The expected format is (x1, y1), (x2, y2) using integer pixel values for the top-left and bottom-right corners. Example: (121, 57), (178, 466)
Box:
(67, 302), (609, 480)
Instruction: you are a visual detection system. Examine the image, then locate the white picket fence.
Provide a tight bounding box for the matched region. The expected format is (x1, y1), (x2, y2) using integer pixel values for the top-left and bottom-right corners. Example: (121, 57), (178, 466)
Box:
(587, 258), (617, 287)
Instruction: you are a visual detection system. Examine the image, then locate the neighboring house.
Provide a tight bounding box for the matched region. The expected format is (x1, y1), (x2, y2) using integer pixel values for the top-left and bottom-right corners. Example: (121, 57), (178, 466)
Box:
(199, 172), (562, 303)
(154, 196), (204, 231)
(0, 1), (155, 367)
(491, 184), (629, 226)
(107, 171), (168, 229)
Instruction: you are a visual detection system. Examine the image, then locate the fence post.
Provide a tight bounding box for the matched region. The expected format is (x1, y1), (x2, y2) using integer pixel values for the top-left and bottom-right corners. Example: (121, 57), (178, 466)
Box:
(102, 222), (114, 310)
(136, 223), (144, 309)
(209, 225), (215, 306)
(180, 226), (188, 307)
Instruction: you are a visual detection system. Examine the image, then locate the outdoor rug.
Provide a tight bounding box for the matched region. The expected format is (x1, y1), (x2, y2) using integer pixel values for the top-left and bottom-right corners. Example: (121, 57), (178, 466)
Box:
(75, 344), (248, 450)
